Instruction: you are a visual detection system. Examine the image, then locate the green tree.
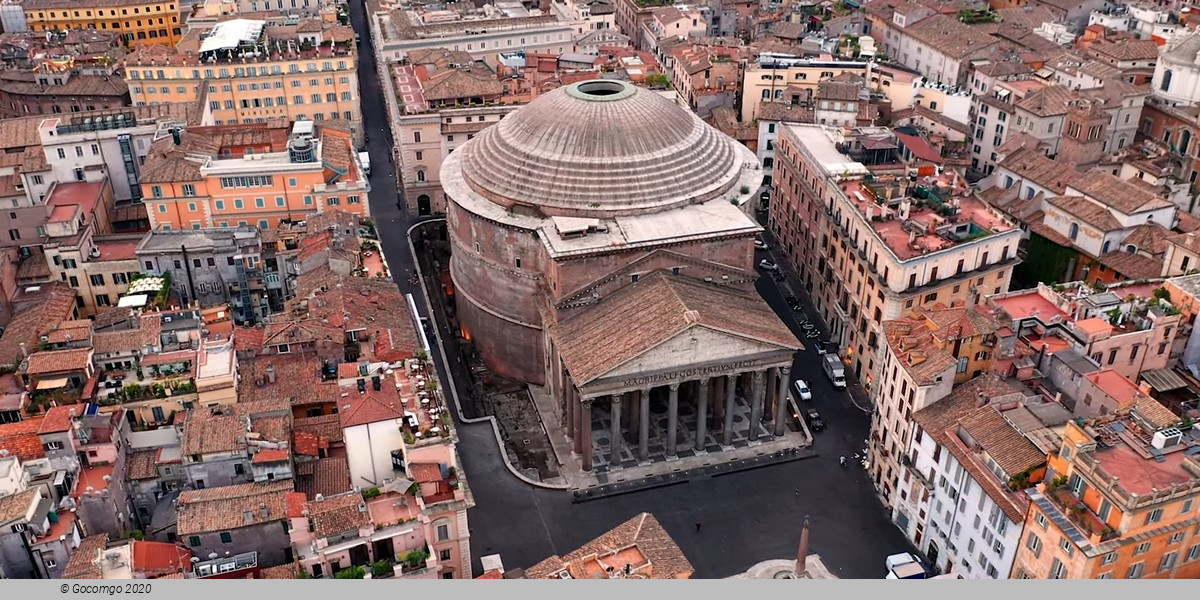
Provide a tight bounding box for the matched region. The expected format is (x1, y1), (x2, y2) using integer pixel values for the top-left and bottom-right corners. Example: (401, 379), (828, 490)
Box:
(335, 566), (367, 579)
(644, 73), (671, 89)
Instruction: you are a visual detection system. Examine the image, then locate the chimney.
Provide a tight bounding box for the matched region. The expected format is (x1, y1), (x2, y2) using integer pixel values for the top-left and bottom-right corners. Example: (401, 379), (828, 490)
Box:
(18, 342), (26, 359)
(171, 127), (182, 146)
(976, 392), (987, 408)
(260, 504), (269, 520)
(795, 516), (811, 577)
(899, 198), (911, 220)
(266, 364), (276, 384)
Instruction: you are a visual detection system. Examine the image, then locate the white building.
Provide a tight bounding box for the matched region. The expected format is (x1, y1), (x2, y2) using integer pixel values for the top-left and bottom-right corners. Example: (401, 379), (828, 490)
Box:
(1153, 30), (1200, 107)
(37, 105), (196, 203)
(895, 376), (1055, 579)
(340, 388), (408, 490)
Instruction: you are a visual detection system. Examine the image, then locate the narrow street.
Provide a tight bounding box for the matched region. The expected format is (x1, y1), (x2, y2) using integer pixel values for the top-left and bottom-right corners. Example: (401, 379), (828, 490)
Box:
(347, 1), (913, 578)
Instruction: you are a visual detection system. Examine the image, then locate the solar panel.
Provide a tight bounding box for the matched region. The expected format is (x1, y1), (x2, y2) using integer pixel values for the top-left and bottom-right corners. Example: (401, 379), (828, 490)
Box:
(1108, 422), (1126, 434)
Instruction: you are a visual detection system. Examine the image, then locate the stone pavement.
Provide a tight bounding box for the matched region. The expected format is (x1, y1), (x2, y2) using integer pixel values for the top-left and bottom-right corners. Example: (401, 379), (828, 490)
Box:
(727, 557), (838, 579)
(529, 385), (814, 489)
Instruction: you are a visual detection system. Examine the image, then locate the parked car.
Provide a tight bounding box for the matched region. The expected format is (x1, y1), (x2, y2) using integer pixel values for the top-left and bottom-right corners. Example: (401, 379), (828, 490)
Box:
(760, 191), (770, 202)
(793, 379), (812, 401)
(754, 239), (769, 250)
(812, 340), (828, 355)
(759, 259), (779, 271)
(805, 408), (824, 432)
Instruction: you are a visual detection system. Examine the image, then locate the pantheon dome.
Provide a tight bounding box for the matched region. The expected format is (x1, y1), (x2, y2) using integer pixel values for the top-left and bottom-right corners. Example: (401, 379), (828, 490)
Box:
(442, 78), (765, 385)
(457, 79), (750, 217)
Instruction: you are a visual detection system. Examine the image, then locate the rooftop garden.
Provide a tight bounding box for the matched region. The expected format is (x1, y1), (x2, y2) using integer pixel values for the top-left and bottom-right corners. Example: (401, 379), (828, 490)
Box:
(1045, 480), (1119, 543)
(957, 8), (1000, 24)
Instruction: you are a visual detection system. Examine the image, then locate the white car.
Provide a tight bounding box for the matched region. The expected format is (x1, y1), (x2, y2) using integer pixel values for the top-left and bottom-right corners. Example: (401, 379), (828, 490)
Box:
(759, 259), (779, 271)
(754, 239), (769, 251)
(793, 379), (812, 401)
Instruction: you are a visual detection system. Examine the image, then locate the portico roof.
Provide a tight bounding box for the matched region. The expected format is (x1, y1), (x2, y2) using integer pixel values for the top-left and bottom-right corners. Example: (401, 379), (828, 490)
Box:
(552, 272), (801, 386)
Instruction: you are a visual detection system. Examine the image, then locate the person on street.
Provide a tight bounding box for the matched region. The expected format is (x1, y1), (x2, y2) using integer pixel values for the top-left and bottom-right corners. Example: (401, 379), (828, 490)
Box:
(694, 520), (702, 533)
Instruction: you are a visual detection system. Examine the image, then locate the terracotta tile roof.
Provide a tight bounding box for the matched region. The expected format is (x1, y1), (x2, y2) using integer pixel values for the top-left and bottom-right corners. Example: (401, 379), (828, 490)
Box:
(131, 541), (191, 576)
(252, 448), (290, 464)
(238, 352), (338, 407)
(294, 414), (343, 444)
(126, 450), (159, 481)
(257, 563), (301, 579)
(25, 347), (92, 376)
(408, 462), (443, 483)
(958, 405), (1045, 475)
(293, 431), (324, 456)
(0, 284), (77, 367)
(296, 456), (351, 500)
(1087, 37), (1160, 61)
(882, 318), (957, 386)
(1098, 250), (1163, 280)
(0, 418), (47, 462)
(1047, 195), (1122, 232)
(0, 487), (38, 524)
(38, 405), (77, 434)
(1175, 212), (1200, 234)
(1166, 230), (1200, 255)
(338, 387), (405, 428)
(1132, 396), (1177, 430)
(46, 320), (93, 345)
(998, 146), (1081, 194)
(1121, 223), (1169, 257)
(93, 315), (160, 355)
(912, 375), (1032, 522)
(306, 492), (370, 538)
(917, 304), (1000, 340)
(250, 414), (291, 445)
(1069, 170), (1174, 215)
(176, 481), (295, 535)
(554, 272), (801, 385)
(62, 534), (108, 579)
(526, 513), (694, 579)
(180, 408), (244, 457)
(233, 326), (266, 352)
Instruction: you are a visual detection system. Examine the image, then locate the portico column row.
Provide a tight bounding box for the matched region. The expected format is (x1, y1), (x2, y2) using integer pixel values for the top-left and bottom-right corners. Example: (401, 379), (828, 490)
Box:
(748, 370), (766, 442)
(609, 394), (622, 467)
(565, 383), (577, 443)
(722, 374), (737, 447)
(580, 397), (594, 472)
(694, 377), (710, 452)
(665, 383), (680, 458)
(774, 366), (790, 437)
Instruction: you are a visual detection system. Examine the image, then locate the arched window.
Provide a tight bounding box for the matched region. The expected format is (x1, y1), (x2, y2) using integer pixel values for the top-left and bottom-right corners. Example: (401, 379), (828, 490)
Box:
(416, 170), (426, 183)
(1181, 130), (1192, 156)
(1069, 222), (1079, 241)
(1162, 69), (1173, 92)
(1102, 240), (1111, 253)
(1126, 245), (1137, 254)
(761, 89), (770, 99)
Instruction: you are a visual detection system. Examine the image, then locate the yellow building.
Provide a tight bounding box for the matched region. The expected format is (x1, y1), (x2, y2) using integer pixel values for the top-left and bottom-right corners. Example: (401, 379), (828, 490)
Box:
(23, 0), (187, 48)
(123, 15), (363, 147)
(913, 303), (1001, 385)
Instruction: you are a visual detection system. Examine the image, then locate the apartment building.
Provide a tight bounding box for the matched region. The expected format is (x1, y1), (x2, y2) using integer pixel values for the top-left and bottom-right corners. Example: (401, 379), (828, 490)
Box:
(740, 55), (870, 123)
(770, 124), (1021, 389)
(1010, 402), (1200, 579)
(138, 121), (368, 232)
(392, 49), (514, 218)
(374, 2), (578, 67)
(45, 234), (141, 316)
(896, 375), (1060, 578)
(37, 104), (200, 203)
(135, 227), (286, 324)
(22, 0), (187, 47)
(123, 16), (363, 146)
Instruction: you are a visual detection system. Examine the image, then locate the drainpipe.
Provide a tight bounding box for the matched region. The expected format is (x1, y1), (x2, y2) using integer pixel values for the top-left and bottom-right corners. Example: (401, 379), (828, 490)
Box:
(180, 245), (197, 307)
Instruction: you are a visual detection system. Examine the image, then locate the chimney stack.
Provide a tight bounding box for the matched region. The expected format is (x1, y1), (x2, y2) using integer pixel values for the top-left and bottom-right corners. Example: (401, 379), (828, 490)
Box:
(976, 392), (987, 408)
(266, 364), (276, 384)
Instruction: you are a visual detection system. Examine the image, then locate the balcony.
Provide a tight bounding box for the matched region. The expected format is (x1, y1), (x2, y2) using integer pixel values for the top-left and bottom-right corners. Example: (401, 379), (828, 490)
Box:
(1045, 485), (1119, 543)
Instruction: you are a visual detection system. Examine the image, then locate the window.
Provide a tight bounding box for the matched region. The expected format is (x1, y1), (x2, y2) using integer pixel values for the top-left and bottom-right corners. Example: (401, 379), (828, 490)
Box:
(182, 184), (195, 197)
(436, 523), (450, 541)
(1147, 508), (1163, 525)
(1134, 542), (1151, 555)
(96, 294), (111, 307)
(90, 274), (105, 286)
(43, 440), (64, 451)
(189, 536), (201, 547)
(439, 549), (451, 561)
(219, 532), (232, 543)
(1048, 558), (1067, 579)
(1161, 551), (1179, 571)
(1188, 544), (1200, 562)
(1059, 537), (1074, 556)
(1127, 562), (1145, 579)
(1025, 533), (1042, 557)
(152, 185), (163, 198)
(1102, 551), (1118, 565)
(1035, 512), (1048, 530)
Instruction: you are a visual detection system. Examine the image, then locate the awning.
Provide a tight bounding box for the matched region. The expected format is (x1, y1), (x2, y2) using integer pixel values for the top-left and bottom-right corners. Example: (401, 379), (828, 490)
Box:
(1141, 368), (1189, 393)
(36, 377), (70, 390)
(118, 294), (149, 308)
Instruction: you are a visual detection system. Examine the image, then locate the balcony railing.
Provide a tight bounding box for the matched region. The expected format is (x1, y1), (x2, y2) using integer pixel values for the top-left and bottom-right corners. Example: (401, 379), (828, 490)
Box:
(1046, 486), (1119, 543)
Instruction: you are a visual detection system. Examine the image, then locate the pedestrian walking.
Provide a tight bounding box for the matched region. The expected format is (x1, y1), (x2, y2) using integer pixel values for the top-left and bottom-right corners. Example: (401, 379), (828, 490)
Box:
(694, 520), (702, 533)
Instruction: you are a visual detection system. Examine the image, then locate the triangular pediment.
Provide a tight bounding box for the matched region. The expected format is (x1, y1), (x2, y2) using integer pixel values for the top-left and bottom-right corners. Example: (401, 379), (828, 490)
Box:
(599, 325), (792, 382)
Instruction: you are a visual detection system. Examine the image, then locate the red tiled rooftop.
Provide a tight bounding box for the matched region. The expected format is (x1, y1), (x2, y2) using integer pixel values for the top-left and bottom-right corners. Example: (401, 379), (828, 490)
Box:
(38, 405), (77, 434)
(1094, 443), (1193, 495)
(1075, 317), (1113, 337)
(0, 417), (47, 461)
(408, 462), (443, 483)
(131, 541), (191, 574)
(1086, 369), (1141, 409)
(74, 464), (115, 498)
(992, 291), (1069, 322)
(48, 204), (77, 223)
(252, 449), (290, 464)
(47, 181), (104, 218)
(96, 239), (140, 262)
(34, 505), (76, 543)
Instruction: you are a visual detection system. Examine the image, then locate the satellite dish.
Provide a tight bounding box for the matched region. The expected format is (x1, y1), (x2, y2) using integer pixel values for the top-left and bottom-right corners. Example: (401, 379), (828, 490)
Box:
(208, 553), (218, 560)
